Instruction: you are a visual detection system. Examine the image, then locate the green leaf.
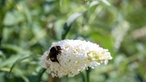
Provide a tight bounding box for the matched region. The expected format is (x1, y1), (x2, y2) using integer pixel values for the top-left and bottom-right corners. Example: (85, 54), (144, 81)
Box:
(62, 12), (84, 39)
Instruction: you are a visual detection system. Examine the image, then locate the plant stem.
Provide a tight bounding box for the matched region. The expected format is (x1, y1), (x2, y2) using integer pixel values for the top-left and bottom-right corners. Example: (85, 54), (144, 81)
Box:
(81, 72), (85, 82)
(86, 67), (91, 82)
(37, 68), (46, 82)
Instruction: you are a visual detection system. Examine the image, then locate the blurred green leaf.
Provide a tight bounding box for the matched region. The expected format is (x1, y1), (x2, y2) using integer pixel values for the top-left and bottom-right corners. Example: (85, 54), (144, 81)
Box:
(62, 12), (84, 39)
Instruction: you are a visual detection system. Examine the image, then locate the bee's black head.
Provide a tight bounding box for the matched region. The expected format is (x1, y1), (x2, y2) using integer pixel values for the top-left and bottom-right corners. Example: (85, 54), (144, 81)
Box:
(50, 46), (61, 52)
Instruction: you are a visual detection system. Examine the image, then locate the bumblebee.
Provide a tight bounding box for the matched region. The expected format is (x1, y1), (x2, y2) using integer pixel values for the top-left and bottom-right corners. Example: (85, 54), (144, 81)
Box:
(47, 46), (62, 64)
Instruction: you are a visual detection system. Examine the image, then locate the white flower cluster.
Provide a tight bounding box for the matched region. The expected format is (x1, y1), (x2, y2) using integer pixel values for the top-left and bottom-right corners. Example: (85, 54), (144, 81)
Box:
(40, 40), (112, 77)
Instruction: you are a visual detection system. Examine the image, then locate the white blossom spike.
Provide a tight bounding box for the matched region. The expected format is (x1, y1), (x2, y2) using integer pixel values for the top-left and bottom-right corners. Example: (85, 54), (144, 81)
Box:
(40, 40), (112, 77)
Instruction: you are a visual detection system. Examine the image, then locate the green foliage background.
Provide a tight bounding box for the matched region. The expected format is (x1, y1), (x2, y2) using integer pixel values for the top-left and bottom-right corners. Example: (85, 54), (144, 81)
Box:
(0, 0), (146, 82)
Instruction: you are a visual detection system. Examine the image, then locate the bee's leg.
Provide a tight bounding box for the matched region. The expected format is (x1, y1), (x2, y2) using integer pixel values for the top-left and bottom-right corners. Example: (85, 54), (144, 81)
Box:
(55, 58), (61, 66)
(58, 50), (61, 54)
